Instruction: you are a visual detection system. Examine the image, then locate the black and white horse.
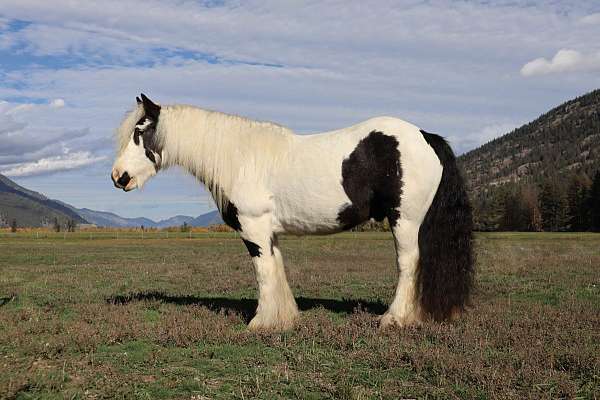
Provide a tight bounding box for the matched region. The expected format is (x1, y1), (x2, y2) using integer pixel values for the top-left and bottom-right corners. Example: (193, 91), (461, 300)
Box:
(111, 94), (474, 330)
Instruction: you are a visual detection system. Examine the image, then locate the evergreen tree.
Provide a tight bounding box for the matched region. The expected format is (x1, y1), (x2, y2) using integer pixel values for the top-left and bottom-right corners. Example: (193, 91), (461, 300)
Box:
(475, 187), (505, 231)
(539, 180), (569, 231)
(501, 190), (523, 231)
(521, 185), (542, 232)
(567, 174), (592, 231)
(53, 217), (61, 233)
(500, 185), (544, 232)
(589, 171), (600, 232)
(66, 219), (76, 232)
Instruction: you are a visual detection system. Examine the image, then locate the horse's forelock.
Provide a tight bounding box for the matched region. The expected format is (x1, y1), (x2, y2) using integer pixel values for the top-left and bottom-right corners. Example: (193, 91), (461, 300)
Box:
(115, 105), (144, 154)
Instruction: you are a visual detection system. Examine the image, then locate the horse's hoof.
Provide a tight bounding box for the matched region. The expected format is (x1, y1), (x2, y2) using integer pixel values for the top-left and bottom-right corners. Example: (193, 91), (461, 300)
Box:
(248, 313), (298, 331)
(379, 312), (423, 330)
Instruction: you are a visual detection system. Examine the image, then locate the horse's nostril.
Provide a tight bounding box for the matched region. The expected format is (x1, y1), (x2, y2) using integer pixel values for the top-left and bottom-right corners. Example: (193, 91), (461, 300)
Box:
(111, 171), (118, 186)
(117, 171), (131, 188)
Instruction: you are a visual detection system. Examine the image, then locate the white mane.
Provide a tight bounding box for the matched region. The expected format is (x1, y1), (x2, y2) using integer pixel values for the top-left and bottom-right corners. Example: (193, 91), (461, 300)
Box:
(116, 104), (294, 209)
(115, 105), (144, 154)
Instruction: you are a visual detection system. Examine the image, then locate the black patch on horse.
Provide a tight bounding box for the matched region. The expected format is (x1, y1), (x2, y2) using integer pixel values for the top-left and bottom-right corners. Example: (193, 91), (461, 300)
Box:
(269, 235), (276, 256)
(337, 130), (402, 229)
(133, 127), (141, 145)
(134, 117), (162, 159)
(145, 149), (156, 164)
(135, 93), (163, 167)
(140, 93), (160, 120)
(220, 196), (242, 231)
(242, 239), (262, 257)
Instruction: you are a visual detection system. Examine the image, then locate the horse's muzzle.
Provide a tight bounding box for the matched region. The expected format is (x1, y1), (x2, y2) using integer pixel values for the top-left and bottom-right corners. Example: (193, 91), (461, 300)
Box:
(112, 170), (132, 191)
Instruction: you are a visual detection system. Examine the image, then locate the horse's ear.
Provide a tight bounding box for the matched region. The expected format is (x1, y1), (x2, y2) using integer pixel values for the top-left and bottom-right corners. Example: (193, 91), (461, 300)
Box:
(140, 93), (161, 120)
(136, 96), (142, 105)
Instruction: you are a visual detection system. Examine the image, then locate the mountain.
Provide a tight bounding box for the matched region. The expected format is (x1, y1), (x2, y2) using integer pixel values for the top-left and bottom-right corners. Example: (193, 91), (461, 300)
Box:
(458, 89), (600, 194)
(0, 174), (88, 227)
(76, 208), (156, 228)
(457, 89), (600, 232)
(0, 173), (223, 228)
(190, 210), (222, 226)
(77, 208), (222, 228)
(156, 215), (197, 228)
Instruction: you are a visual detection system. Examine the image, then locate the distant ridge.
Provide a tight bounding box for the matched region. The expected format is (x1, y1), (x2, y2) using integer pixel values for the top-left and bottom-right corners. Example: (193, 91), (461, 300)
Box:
(75, 208), (156, 228)
(458, 89), (600, 193)
(76, 208), (223, 228)
(0, 174), (87, 227)
(0, 173), (223, 228)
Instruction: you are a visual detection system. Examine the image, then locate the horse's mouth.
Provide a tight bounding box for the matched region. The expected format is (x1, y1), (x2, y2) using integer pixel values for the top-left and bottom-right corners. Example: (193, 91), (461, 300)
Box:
(111, 173), (137, 192)
(122, 180), (136, 192)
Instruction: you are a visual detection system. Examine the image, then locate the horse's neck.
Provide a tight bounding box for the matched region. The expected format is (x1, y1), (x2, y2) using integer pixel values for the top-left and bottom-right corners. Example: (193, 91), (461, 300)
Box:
(159, 105), (293, 204)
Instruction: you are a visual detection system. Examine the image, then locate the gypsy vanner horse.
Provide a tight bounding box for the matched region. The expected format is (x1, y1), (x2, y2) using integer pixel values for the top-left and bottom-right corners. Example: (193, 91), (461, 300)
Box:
(111, 94), (473, 331)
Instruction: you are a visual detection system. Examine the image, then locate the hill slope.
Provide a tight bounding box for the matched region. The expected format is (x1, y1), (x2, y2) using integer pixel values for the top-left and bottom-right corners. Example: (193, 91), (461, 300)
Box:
(458, 89), (600, 193)
(0, 174), (223, 228)
(0, 174), (88, 227)
(190, 210), (223, 227)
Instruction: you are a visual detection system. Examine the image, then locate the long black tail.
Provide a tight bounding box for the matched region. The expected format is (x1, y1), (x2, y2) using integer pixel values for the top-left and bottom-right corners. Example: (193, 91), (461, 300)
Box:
(417, 130), (474, 321)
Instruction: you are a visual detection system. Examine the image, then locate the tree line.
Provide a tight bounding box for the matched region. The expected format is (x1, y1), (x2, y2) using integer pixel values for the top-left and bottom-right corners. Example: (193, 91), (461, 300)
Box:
(472, 171), (600, 232)
(4, 217), (77, 233)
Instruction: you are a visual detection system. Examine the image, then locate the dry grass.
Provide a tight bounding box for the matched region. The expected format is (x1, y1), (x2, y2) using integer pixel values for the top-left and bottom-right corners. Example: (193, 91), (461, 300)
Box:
(0, 232), (598, 399)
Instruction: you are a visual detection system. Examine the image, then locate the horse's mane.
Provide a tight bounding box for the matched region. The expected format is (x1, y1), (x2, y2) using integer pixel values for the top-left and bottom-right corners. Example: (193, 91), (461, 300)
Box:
(115, 104), (144, 154)
(116, 103), (294, 209)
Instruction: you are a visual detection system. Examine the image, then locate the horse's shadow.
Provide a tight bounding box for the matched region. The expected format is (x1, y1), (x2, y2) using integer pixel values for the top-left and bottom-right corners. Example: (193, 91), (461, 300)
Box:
(107, 291), (387, 322)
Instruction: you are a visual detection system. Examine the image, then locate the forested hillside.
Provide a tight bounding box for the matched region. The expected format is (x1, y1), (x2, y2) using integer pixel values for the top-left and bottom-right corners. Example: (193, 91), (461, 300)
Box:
(458, 89), (600, 231)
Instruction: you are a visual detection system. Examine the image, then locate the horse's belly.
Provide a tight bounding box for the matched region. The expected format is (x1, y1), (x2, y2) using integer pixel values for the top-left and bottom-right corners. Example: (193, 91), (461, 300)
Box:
(273, 188), (348, 235)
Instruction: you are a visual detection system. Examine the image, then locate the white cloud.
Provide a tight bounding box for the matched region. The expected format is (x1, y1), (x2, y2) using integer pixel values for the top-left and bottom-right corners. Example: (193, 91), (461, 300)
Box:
(0, 99), (100, 169)
(450, 123), (518, 155)
(50, 98), (65, 108)
(1, 151), (106, 177)
(580, 13), (600, 25)
(520, 49), (600, 76)
(1, 0), (600, 218)
(0, 0), (597, 73)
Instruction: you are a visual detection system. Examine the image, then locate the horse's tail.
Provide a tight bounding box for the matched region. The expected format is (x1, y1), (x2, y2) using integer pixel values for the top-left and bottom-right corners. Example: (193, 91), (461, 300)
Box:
(417, 130), (474, 321)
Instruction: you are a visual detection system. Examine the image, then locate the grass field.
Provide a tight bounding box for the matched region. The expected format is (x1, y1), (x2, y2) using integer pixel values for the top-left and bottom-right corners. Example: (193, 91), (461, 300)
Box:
(0, 232), (598, 399)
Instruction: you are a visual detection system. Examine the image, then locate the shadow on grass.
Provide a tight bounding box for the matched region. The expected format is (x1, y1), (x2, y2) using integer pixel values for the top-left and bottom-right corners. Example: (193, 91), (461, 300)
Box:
(0, 295), (17, 307)
(107, 291), (387, 321)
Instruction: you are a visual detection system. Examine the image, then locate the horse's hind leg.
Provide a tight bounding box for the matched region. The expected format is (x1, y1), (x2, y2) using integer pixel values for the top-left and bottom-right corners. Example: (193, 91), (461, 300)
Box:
(239, 214), (299, 331)
(380, 219), (423, 328)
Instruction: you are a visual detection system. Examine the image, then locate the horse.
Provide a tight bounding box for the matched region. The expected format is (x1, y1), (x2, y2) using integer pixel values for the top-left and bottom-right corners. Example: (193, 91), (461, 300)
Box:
(111, 94), (474, 331)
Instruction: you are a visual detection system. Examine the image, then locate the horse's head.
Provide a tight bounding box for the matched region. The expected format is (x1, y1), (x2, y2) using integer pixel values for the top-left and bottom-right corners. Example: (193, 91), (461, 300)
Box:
(112, 94), (163, 191)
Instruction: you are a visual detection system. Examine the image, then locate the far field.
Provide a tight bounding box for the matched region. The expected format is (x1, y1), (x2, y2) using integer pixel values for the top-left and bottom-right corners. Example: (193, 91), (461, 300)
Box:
(0, 232), (598, 399)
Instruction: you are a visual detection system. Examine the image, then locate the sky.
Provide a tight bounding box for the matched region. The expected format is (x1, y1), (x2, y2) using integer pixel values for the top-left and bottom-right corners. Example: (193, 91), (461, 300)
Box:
(1, 1), (600, 220)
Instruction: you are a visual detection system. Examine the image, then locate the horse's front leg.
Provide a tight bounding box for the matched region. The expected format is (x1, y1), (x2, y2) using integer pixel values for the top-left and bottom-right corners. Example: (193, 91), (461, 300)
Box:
(239, 214), (299, 331)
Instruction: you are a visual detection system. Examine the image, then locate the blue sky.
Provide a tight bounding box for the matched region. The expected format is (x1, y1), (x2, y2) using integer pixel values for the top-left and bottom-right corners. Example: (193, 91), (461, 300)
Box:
(1, 0), (600, 220)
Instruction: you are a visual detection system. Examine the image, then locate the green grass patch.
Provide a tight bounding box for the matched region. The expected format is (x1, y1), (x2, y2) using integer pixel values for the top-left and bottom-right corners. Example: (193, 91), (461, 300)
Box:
(0, 232), (599, 399)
